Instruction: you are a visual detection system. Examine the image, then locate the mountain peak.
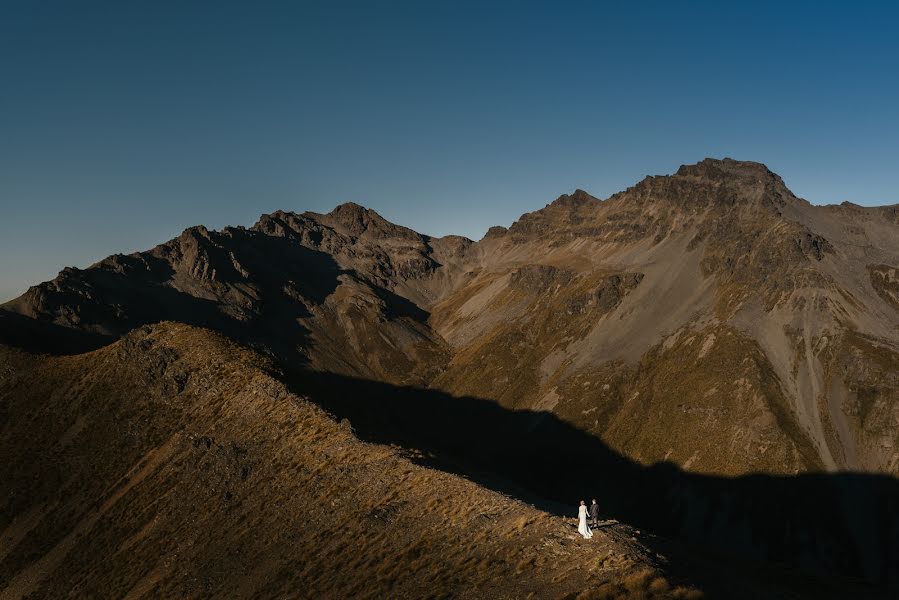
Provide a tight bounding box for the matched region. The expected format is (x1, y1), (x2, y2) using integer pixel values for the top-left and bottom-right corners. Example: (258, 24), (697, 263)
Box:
(609, 157), (795, 213)
(327, 201), (384, 227)
(328, 201), (373, 217)
(547, 188), (599, 209)
(323, 202), (421, 241)
(674, 157), (782, 184)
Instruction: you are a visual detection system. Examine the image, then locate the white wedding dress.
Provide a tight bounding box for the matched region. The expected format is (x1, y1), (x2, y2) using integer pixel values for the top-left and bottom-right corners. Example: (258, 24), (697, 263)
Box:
(577, 505), (593, 539)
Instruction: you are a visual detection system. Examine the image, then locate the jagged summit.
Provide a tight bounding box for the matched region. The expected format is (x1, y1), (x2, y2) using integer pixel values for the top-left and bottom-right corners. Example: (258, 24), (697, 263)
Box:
(674, 157), (781, 182)
(501, 158), (803, 243)
(547, 188), (600, 209)
(314, 202), (422, 241)
(327, 200), (383, 225)
(600, 157), (796, 214)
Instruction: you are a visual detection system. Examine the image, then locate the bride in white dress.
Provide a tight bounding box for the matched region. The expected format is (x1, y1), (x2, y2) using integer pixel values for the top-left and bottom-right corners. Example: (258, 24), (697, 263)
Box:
(577, 500), (593, 539)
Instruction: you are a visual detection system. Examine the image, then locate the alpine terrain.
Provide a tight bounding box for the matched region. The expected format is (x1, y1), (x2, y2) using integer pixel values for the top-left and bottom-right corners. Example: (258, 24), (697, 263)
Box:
(2, 158), (898, 598)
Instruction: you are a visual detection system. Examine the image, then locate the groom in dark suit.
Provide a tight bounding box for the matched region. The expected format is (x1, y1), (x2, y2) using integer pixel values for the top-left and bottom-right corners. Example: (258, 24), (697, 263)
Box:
(589, 499), (599, 527)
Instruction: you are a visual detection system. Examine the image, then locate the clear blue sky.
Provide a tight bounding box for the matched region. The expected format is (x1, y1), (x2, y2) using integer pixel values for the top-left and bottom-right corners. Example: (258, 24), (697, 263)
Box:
(2, 1), (898, 302)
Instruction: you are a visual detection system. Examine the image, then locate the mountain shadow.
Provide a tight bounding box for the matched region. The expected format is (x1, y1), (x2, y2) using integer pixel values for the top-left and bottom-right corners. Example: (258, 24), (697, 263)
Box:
(0, 310), (112, 355)
(286, 368), (899, 594)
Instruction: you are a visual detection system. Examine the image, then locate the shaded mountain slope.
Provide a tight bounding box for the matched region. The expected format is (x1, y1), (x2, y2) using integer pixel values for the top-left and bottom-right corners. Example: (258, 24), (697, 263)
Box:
(287, 366), (899, 592)
(0, 323), (702, 600)
(2, 210), (450, 386)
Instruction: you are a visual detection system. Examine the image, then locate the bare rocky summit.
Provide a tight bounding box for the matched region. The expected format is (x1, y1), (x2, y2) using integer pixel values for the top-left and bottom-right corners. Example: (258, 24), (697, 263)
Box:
(2, 158), (899, 596)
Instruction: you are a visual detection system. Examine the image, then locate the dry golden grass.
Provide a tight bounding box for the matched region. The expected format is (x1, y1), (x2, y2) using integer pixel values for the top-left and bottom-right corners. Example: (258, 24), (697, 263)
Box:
(0, 322), (696, 600)
(572, 567), (703, 600)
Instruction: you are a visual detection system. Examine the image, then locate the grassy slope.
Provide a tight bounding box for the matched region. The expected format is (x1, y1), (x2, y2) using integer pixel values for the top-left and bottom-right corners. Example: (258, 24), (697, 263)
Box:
(0, 323), (699, 600)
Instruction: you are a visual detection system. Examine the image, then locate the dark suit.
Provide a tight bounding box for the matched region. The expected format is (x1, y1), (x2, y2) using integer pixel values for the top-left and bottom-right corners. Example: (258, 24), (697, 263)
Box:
(589, 502), (599, 526)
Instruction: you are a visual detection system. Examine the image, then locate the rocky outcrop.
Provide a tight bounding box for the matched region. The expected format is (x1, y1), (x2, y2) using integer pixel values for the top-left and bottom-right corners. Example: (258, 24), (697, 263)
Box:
(868, 264), (899, 311)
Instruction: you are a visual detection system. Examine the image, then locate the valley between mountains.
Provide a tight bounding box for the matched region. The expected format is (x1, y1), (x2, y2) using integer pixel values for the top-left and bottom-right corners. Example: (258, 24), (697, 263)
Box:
(2, 158), (898, 598)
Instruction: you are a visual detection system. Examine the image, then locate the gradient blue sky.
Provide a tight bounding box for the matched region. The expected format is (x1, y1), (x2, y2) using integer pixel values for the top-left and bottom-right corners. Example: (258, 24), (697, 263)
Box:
(2, 1), (898, 302)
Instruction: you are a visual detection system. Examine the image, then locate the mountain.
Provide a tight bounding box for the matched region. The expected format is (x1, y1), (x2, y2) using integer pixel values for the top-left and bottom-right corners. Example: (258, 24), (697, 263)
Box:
(7, 159), (898, 475)
(433, 159), (899, 476)
(2, 158), (899, 594)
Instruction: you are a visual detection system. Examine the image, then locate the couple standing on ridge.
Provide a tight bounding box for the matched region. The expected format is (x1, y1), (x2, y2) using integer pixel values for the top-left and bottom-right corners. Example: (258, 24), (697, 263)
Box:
(577, 499), (600, 539)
